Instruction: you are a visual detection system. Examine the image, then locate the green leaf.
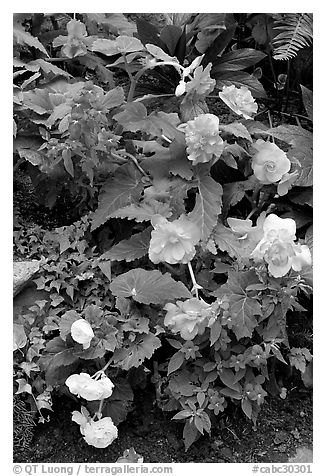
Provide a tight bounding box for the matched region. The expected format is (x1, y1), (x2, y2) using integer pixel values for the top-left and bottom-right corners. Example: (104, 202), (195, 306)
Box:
(116, 35), (144, 54)
(262, 125), (312, 147)
(59, 310), (80, 341)
(28, 59), (72, 78)
(220, 122), (252, 142)
(38, 337), (79, 385)
(300, 85), (313, 120)
(146, 43), (178, 62)
(91, 38), (120, 56)
(110, 268), (192, 304)
(15, 378), (32, 395)
(214, 71), (266, 98)
(112, 333), (161, 370)
(91, 164), (143, 231)
(13, 323), (27, 351)
(212, 48), (266, 72)
(212, 222), (255, 260)
(172, 409), (192, 420)
(241, 398), (253, 419)
(213, 270), (262, 339)
(305, 225), (313, 255)
(183, 419), (199, 451)
(189, 167), (223, 242)
(113, 102), (148, 131)
(13, 25), (49, 57)
(62, 149), (74, 177)
(17, 148), (43, 166)
(100, 227), (152, 262)
(219, 368), (242, 391)
(287, 145), (313, 187)
(168, 351), (185, 375)
(111, 201), (171, 222)
(288, 188), (312, 207)
(102, 87), (125, 110)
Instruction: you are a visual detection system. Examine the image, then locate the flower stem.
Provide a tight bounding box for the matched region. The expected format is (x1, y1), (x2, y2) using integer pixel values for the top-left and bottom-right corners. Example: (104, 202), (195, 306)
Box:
(187, 261), (202, 299)
(267, 110), (275, 143)
(96, 399), (104, 420)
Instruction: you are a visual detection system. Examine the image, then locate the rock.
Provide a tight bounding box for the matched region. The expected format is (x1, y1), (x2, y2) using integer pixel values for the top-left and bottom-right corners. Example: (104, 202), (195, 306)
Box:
(13, 260), (41, 297)
(288, 446), (313, 463)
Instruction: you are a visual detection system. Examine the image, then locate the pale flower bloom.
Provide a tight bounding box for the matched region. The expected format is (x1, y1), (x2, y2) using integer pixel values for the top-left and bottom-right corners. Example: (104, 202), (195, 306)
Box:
(66, 373), (114, 401)
(251, 214), (312, 277)
(71, 319), (94, 349)
(251, 140), (291, 184)
(72, 409), (118, 448)
(185, 113), (224, 165)
(83, 417), (118, 448)
(219, 85), (258, 119)
(149, 215), (201, 265)
(164, 298), (211, 340)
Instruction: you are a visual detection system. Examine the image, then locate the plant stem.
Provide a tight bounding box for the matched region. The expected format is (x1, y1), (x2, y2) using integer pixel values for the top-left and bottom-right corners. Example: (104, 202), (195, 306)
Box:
(96, 399), (104, 420)
(267, 110), (275, 143)
(187, 261), (202, 299)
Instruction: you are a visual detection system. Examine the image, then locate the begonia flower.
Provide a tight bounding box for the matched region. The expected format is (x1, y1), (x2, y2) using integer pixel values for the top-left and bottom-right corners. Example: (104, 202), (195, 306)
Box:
(83, 417), (118, 448)
(71, 319), (94, 349)
(149, 215), (200, 265)
(184, 114), (224, 165)
(251, 214), (312, 277)
(219, 85), (258, 119)
(72, 409), (118, 448)
(164, 298), (211, 340)
(251, 140), (291, 185)
(66, 373), (114, 401)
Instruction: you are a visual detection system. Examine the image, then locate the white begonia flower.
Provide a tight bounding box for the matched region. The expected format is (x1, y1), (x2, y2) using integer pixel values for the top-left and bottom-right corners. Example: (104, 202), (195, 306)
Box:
(251, 214), (312, 278)
(71, 318), (94, 349)
(71, 409), (118, 448)
(251, 139), (291, 185)
(219, 85), (258, 119)
(83, 417), (118, 448)
(66, 373), (114, 401)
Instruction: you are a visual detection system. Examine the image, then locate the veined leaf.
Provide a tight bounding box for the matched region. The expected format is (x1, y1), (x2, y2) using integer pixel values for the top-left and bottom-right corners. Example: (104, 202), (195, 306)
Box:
(189, 166), (223, 242)
(212, 270), (262, 339)
(111, 201), (171, 222)
(13, 25), (49, 57)
(100, 227), (152, 262)
(110, 268), (191, 304)
(91, 164), (143, 231)
(220, 122), (252, 142)
(214, 71), (266, 98)
(212, 48), (266, 72)
(112, 333), (161, 370)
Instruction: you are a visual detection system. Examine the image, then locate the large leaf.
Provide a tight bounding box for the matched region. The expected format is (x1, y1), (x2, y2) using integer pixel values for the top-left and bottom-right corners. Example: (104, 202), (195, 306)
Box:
(91, 164), (143, 231)
(112, 333), (161, 370)
(202, 24), (237, 66)
(212, 270), (262, 339)
(38, 337), (80, 385)
(113, 102), (148, 132)
(212, 48), (266, 72)
(300, 85), (313, 120)
(214, 71), (266, 97)
(100, 227), (152, 262)
(111, 200), (172, 222)
(136, 18), (164, 49)
(189, 166), (223, 242)
(13, 25), (49, 56)
(110, 268), (191, 304)
(159, 25), (183, 57)
(213, 222), (255, 260)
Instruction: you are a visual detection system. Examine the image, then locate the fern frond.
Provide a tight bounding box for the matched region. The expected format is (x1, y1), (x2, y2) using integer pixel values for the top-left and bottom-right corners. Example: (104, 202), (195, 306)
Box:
(272, 13), (313, 61)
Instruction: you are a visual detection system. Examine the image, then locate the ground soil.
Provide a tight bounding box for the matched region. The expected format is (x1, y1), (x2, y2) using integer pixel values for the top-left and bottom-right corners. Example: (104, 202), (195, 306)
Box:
(14, 383), (312, 464)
